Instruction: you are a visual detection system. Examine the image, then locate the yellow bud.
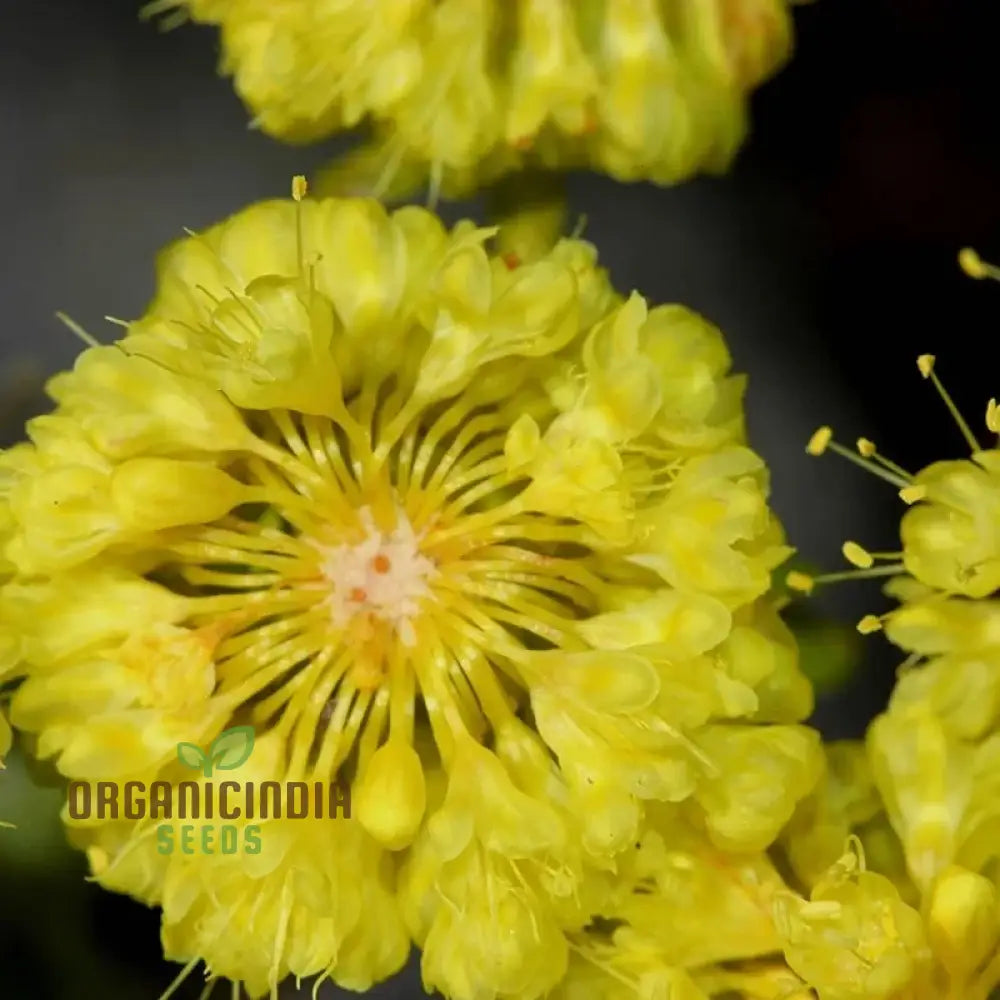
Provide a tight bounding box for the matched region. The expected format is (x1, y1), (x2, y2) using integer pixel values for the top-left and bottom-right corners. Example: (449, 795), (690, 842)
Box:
(857, 615), (883, 635)
(355, 740), (426, 850)
(110, 459), (249, 531)
(842, 541), (874, 569)
(856, 437), (876, 458)
(899, 484), (927, 505)
(806, 426), (832, 456)
(927, 866), (998, 978)
(917, 354), (935, 379)
(958, 247), (987, 279)
(786, 571), (815, 595)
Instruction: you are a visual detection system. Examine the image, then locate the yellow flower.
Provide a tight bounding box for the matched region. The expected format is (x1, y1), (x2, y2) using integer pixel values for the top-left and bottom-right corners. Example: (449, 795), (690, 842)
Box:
(3, 182), (811, 999)
(551, 805), (817, 1000)
(154, 0), (796, 196)
(784, 250), (1000, 1000)
(774, 843), (936, 1000)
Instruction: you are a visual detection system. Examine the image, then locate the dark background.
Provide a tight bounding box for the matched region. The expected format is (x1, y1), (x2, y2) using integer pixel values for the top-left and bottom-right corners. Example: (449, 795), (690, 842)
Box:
(2, 0), (999, 996)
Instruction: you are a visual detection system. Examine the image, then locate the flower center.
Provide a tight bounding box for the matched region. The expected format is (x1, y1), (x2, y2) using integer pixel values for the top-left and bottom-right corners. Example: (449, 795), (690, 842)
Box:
(316, 505), (436, 648)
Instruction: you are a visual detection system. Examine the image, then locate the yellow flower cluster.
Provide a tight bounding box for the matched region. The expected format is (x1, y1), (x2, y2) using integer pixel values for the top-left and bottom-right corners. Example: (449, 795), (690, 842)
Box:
(781, 252), (1000, 1000)
(0, 187), (819, 998)
(158, 0), (795, 195)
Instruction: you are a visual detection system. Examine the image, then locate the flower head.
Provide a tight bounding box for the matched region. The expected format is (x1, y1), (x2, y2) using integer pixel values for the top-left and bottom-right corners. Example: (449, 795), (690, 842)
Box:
(783, 250), (1000, 1000)
(156, 0), (796, 195)
(2, 183), (812, 998)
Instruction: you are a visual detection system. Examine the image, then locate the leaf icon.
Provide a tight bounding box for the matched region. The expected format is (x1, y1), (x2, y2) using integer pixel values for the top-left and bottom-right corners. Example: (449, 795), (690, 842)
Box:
(208, 726), (255, 775)
(177, 742), (208, 772)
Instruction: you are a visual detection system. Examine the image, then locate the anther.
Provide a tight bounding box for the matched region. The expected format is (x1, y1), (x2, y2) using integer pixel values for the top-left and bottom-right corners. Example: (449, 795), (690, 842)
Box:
(987, 398), (999, 434)
(899, 484), (927, 505)
(856, 438), (876, 458)
(348, 587), (367, 603)
(857, 615), (883, 635)
(502, 252), (520, 270)
(292, 175), (308, 202)
(806, 426), (832, 456)
(372, 554), (391, 574)
(842, 542), (874, 569)
(786, 571), (815, 595)
(957, 247), (1000, 281)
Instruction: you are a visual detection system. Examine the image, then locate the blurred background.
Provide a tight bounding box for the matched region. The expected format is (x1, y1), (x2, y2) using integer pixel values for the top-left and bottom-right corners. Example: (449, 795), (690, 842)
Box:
(2, 0), (999, 996)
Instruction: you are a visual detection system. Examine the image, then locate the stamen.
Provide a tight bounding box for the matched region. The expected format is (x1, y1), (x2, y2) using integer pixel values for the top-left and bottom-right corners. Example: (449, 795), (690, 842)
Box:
(786, 564), (905, 594)
(785, 571), (815, 595)
(958, 247), (1000, 281)
(842, 542), (873, 569)
(807, 428), (911, 488)
(292, 175), (307, 279)
(857, 614), (884, 635)
(899, 484), (927, 505)
(855, 438), (911, 479)
(158, 958), (201, 1000)
(917, 354), (981, 453)
(842, 542), (903, 569)
(55, 311), (101, 348)
(987, 398), (999, 434)
(806, 426), (832, 456)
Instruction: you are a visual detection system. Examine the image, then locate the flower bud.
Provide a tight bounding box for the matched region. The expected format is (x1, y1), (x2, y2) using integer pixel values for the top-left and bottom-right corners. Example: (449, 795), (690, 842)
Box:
(356, 740), (426, 850)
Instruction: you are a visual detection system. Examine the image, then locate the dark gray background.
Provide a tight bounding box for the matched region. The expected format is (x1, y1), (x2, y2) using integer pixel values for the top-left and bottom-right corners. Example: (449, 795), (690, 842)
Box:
(2, 0), (999, 996)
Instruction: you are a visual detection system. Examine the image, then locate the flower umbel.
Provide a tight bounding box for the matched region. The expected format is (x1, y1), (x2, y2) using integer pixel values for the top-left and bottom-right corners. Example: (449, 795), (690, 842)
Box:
(783, 249), (1000, 1000)
(1, 182), (813, 998)
(153, 0), (796, 196)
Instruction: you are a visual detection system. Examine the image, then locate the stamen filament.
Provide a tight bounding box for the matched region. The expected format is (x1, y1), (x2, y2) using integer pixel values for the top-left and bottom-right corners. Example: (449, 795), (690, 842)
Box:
(826, 440), (911, 488)
(917, 355), (981, 453)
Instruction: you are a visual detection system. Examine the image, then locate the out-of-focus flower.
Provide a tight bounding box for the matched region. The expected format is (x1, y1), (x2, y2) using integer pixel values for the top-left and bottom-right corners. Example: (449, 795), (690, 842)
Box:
(782, 249), (1000, 1000)
(0, 182), (815, 998)
(552, 804), (811, 1000)
(774, 843), (938, 1000)
(154, 0), (797, 196)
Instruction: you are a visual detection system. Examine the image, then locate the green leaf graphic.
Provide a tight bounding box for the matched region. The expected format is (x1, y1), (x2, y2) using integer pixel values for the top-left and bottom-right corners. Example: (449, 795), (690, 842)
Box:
(208, 726), (255, 774)
(176, 742), (208, 772)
